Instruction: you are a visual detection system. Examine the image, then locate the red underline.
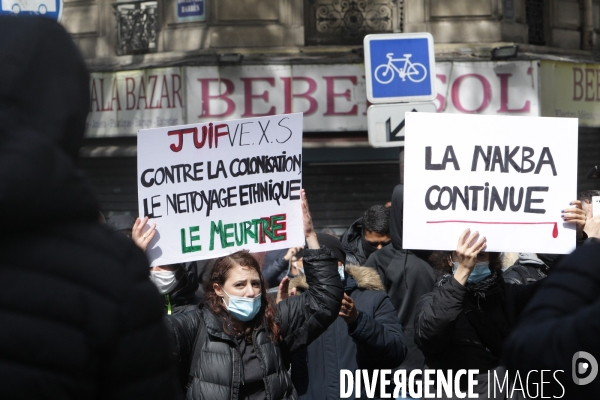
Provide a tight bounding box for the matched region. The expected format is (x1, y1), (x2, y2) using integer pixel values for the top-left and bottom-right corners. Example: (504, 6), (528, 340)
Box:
(426, 221), (556, 225)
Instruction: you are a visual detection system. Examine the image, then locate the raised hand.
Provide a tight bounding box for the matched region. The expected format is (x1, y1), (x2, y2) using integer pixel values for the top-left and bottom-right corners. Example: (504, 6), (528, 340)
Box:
(453, 229), (486, 286)
(132, 216), (156, 252)
(301, 189), (319, 249)
(562, 200), (587, 240)
(276, 276), (290, 304)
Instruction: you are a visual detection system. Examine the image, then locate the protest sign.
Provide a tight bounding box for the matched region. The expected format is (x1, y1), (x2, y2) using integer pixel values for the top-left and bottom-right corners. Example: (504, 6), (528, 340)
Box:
(137, 113), (304, 266)
(403, 112), (578, 254)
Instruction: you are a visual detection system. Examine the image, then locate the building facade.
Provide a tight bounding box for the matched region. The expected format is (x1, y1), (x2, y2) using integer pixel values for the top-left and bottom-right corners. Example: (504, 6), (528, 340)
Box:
(57, 0), (600, 230)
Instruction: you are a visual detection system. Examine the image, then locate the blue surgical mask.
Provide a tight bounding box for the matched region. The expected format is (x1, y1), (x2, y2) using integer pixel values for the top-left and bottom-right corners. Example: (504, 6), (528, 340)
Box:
(338, 265), (345, 280)
(452, 262), (491, 283)
(222, 289), (261, 322)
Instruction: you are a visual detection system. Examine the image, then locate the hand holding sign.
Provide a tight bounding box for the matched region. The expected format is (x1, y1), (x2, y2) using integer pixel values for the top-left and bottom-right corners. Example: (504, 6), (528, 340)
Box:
(453, 229), (487, 286)
(562, 200), (586, 240)
(133, 216), (156, 252)
(302, 189), (319, 250)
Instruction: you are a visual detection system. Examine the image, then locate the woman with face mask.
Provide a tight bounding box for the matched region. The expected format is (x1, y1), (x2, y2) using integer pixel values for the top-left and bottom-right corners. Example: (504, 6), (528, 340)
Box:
(414, 229), (540, 398)
(164, 190), (343, 399)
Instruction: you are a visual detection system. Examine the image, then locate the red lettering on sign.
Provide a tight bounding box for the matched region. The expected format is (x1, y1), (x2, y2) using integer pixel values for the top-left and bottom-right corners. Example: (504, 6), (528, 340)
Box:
(451, 74), (491, 113)
(169, 127), (197, 152)
(108, 78), (121, 111)
(585, 68), (595, 102)
(435, 74), (447, 112)
(241, 77), (276, 117)
(137, 76), (148, 110)
(573, 67), (583, 101)
(496, 73), (530, 113)
(125, 77), (136, 110)
(281, 77), (318, 115)
(172, 74), (183, 108)
(90, 79), (100, 112)
(197, 78), (236, 118)
(323, 76), (358, 116)
(158, 75), (171, 109)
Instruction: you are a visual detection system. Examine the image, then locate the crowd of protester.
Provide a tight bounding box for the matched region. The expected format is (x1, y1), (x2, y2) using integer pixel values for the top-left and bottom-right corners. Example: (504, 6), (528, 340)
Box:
(3, 15), (600, 400)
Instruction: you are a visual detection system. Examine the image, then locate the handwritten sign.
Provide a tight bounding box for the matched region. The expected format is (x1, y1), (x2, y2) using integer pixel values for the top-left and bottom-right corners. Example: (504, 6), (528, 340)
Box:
(403, 113), (578, 254)
(137, 113), (304, 266)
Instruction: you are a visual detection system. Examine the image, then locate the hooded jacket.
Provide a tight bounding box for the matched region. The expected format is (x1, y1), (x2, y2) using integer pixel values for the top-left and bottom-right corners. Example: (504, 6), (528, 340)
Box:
(0, 16), (179, 399)
(289, 264), (406, 400)
(503, 253), (549, 285)
(165, 246), (344, 400)
(364, 184), (435, 375)
(341, 218), (371, 266)
(503, 242), (600, 398)
(162, 262), (202, 315)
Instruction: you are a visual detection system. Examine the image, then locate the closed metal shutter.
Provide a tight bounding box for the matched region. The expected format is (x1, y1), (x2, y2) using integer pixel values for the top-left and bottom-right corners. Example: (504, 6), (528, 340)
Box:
(78, 157), (138, 218)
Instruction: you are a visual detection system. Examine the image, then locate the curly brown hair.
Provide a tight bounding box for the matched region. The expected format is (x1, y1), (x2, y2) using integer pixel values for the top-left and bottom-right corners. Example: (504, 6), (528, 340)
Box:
(204, 250), (281, 342)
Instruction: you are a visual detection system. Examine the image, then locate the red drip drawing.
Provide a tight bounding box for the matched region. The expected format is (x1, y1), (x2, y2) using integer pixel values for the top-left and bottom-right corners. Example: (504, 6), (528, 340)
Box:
(426, 221), (559, 238)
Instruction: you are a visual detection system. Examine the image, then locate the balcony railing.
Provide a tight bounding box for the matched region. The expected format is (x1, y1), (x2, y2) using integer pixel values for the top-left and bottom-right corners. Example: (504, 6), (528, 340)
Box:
(305, 0), (401, 46)
(112, 1), (158, 56)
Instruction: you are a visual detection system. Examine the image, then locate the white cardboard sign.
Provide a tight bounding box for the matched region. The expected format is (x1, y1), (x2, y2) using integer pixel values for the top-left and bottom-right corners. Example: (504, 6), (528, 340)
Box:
(403, 113), (578, 254)
(137, 113), (304, 266)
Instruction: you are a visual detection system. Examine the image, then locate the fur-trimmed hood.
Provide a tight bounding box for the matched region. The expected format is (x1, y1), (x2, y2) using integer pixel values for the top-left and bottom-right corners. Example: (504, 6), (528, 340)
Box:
(289, 264), (384, 294)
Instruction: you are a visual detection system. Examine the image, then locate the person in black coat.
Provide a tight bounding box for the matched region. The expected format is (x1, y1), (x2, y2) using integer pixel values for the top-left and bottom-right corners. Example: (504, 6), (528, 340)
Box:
(287, 239), (406, 400)
(0, 16), (180, 399)
(414, 230), (538, 398)
(342, 205), (392, 266)
(150, 262), (202, 315)
(503, 253), (549, 285)
(165, 190), (344, 400)
(503, 241), (600, 399)
(365, 184), (435, 379)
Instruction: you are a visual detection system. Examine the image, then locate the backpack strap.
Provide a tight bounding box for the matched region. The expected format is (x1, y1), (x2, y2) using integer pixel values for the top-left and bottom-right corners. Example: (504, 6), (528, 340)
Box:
(186, 314), (207, 390)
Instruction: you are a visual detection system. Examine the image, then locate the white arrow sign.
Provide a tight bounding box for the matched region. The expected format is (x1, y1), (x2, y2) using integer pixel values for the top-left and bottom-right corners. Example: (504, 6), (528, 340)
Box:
(367, 102), (437, 148)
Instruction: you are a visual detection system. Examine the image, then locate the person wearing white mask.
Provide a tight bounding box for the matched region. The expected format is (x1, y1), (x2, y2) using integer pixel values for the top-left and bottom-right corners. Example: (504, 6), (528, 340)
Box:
(150, 263), (201, 315)
(414, 230), (541, 399)
(164, 189), (343, 400)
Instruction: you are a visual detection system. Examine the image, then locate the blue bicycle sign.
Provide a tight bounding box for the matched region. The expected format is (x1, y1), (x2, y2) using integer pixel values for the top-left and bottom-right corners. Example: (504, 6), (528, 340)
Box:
(374, 53), (427, 84)
(364, 33), (436, 103)
(0, 0), (63, 21)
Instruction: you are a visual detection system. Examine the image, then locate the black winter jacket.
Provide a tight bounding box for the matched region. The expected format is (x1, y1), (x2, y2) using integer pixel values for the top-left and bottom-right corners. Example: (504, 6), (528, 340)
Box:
(365, 185), (435, 375)
(0, 16), (180, 399)
(341, 218), (371, 266)
(290, 264), (406, 400)
(166, 247), (343, 400)
(503, 253), (549, 285)
(503, 242), (600, 398)
(414, 273), (538, 372)
(164, 262), (202, 315)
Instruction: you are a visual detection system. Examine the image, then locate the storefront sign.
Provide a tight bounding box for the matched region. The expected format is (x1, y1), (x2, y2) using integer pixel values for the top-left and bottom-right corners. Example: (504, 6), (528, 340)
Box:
(541, 61), (600, 127)
(85, 67), (185, 137)
(434, 61), (539, 116)
(84, 61), (540, 137)
(403, 112), (578, 254)
(137, 113), (304, 266)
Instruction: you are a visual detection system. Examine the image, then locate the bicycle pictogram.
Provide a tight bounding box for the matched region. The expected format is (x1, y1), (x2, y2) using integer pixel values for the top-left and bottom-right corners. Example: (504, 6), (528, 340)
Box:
(374, 53), (427, 84)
